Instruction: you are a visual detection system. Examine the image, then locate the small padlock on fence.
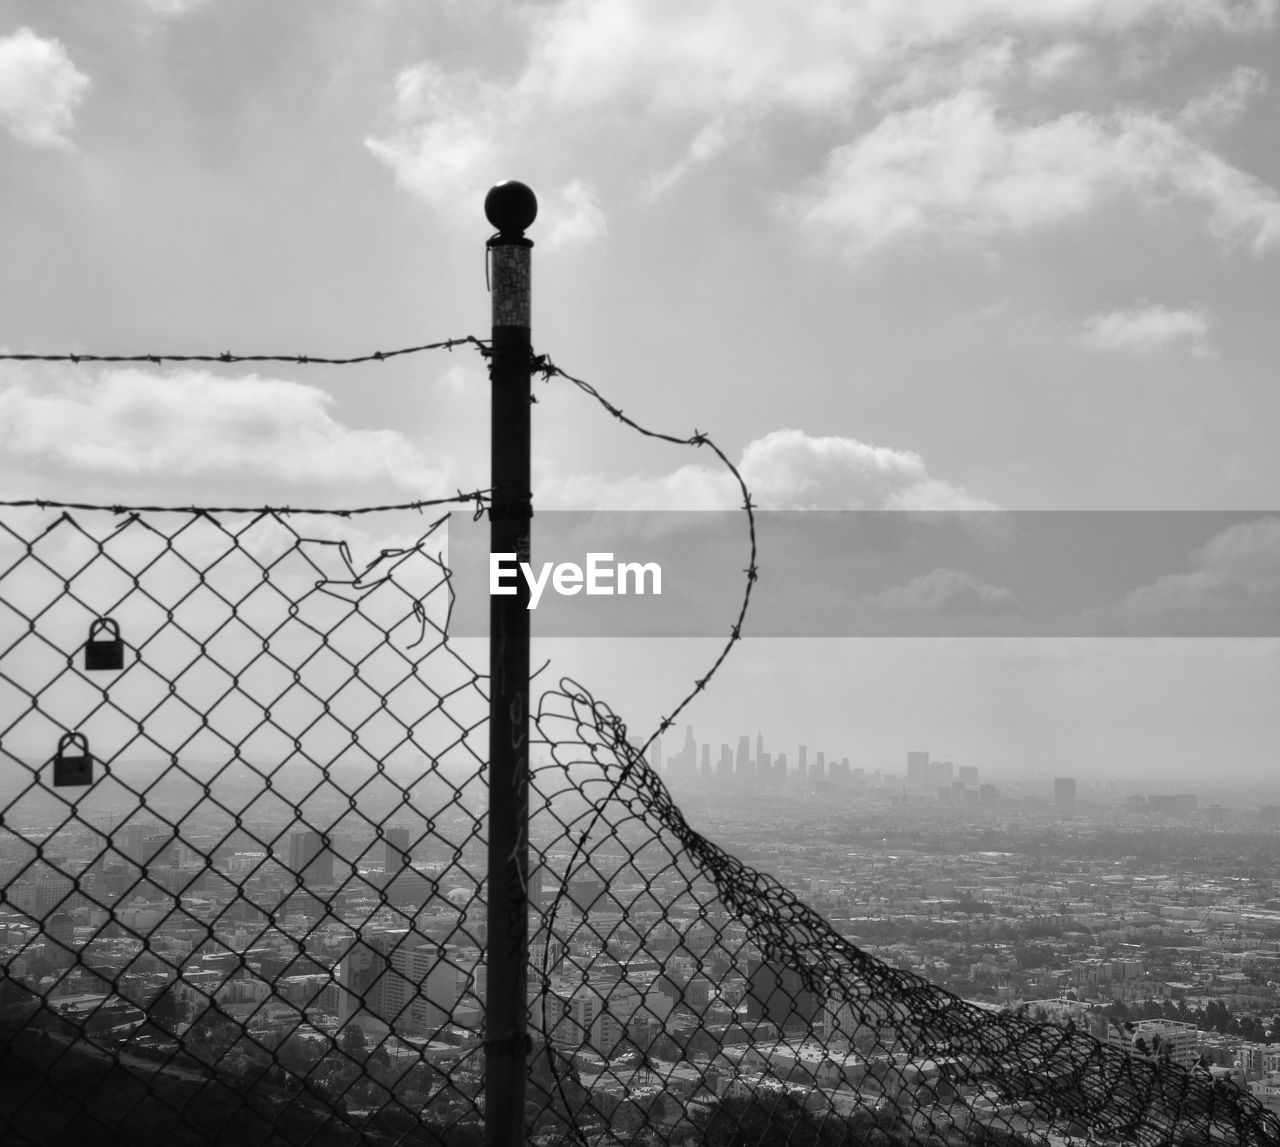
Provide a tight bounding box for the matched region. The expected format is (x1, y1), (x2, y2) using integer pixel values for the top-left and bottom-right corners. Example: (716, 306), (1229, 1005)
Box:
(84, 618), (124, 671)
(53, 732), (93, 787)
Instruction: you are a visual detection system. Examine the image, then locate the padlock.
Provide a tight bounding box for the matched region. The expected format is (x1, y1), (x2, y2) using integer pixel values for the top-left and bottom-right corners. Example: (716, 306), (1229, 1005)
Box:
(84, 618), (124, 671)
(53, 732), (93, 787)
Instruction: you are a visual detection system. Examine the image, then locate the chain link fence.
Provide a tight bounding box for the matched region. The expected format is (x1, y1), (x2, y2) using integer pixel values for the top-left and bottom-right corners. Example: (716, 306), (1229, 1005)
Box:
(4, 361), (1280, 1145)
(524, 679), (1280, 1146)
(0, 501), (494, 1144)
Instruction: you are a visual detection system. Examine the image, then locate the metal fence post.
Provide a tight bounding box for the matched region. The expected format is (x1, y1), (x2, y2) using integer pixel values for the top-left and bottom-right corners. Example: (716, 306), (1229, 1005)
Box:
(484, 180), (536, 1147)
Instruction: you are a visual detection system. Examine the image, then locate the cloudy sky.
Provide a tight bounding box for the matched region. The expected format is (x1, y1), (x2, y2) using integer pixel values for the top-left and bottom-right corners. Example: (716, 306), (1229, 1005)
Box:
(2, 0), (1279, 784)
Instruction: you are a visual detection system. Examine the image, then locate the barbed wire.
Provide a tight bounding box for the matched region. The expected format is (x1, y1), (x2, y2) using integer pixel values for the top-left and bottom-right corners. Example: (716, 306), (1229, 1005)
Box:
(529, 354), (758, 1140)
(0, 335), (487, 367)
(530, 351), (758, 759)
(0, 338), (500, 521)
(0, 490), (491, 520)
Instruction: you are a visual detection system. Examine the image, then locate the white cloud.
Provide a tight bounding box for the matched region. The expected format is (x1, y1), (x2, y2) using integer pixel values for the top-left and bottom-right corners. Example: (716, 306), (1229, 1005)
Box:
(0, 366), (451, 497)
(434, 364), (475, 395)
(1028, 41), (1091, 83)
(875, 35), (1103, 115)
(1179, 66), (1268, 132)
(876, 37), (1019, 111)
(1106, 517), (1280, 628)
(521, 0), (1275, 120)
(738, 430), (995, 510)
(787, 90), (1280, 258)
(1196, 517), (1280, 578)
(131, 0), (213, 14)
(1078, 302), (1216, 356)
(535, 460), (737, 511)
(642, 117), (736, 200)
(522, 0), (866, 118)
(365, 0), (1280, 241)
(366, 65), (608, 247)
(365, 63), (508, 214)
(542, 180), (608, 248)
(859, 568), (1021, 615)
(0, 28), (90, 149)
(537, 428), (993, 511)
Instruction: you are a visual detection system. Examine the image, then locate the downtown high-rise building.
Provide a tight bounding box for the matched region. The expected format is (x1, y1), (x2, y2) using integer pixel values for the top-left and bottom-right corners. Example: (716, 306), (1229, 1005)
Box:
(811, 751), (825, 782)
(288, 829), (335, 886)
(679, 726), (697, 777)
(383, 827), (412, 873)
(676, 727), (698, 779)
(745, 957), (819, 1034)
(906, 750), (929, 787)
(337, 929), (474, 1037)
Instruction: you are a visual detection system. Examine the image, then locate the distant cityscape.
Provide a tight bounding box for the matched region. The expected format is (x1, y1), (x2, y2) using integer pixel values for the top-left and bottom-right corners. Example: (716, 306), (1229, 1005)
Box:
(650, 727), (1218, 822)
(5, 735), (1280, 1136)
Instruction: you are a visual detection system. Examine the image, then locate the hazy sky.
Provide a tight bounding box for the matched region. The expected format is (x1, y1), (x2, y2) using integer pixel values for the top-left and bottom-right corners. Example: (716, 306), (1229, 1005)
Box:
(2, 1), (1279, 783)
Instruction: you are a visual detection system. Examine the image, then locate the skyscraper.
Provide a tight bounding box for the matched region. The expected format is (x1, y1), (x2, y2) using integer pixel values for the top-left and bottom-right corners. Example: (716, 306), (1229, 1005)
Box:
(678, 726), (697, 779)
(566, 871), (608, 916)
(46, 910), (76, 967)
(288, 829), (335, 886)
(907, 751), (929, 787)
(337, 930), (472, 1036)
(384, 828), (412, 873)
(745, 958), (818, 1033)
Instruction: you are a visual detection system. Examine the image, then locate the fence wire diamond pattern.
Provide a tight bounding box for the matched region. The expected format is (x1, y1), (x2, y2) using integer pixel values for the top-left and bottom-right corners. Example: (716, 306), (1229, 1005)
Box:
(0, 506), (491, 1144)
(525, 682), (1280, 1146)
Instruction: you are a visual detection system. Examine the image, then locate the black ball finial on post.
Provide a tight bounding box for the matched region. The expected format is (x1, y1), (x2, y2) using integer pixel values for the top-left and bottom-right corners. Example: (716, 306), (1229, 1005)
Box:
(485, 180), (538, 238)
